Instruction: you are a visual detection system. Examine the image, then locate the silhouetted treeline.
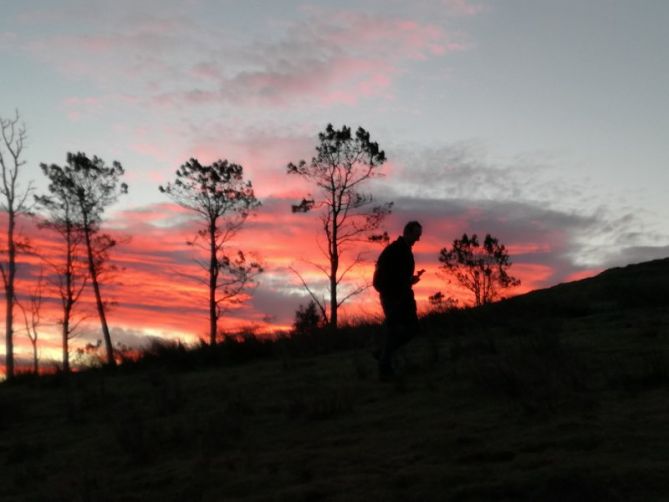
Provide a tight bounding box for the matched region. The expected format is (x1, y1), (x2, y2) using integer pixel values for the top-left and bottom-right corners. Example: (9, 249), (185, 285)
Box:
(1, 113), (529, 379)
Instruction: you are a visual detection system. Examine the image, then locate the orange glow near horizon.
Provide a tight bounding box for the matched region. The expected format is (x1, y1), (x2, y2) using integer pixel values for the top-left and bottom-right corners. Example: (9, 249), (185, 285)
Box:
(0, 197), (597, 371)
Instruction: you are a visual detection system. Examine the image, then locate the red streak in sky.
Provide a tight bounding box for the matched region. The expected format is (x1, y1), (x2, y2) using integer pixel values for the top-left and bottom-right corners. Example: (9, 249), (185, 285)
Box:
(0, 195), (585, 366)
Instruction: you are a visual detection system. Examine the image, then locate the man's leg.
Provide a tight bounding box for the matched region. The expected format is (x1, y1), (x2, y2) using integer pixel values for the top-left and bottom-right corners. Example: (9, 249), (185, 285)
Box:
(382, 305), (418, 375)
(396, 302), (419, 349)
(379, 320), (401, 377)
(372, 322), (385, 361)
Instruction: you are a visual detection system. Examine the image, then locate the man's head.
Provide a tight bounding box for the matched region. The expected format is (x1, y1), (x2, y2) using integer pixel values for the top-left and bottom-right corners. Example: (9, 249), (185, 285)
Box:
(403, 221), (422, 247)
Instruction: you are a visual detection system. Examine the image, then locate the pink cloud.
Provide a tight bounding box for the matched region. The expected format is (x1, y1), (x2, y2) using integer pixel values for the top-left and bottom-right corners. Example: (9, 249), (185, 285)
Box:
(204, 11), (462, 107)
(61, 93), (140, 123)
(19, 3), (470, 110)
(0, 177), (632, 369)
(190, 62), (222, 80)
(506, 242), (553, 255)
(131, 141), (176, 164)
(443, 0), (486, 16)
(154, 56), (396, 108)
(181, 127), (316, 197)
(315, 11), (453, 61)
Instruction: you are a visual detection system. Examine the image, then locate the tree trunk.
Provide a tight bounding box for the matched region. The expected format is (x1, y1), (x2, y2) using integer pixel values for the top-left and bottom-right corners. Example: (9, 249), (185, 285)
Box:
(32, 341), (38, 375)
(62, 314), (70, 373)
(83, 224), (115, 367)
(329, 220), (338, 330)
(208, 223), (218, 345)
(4, 209), (15, 378)
(62, 225), (73, 373)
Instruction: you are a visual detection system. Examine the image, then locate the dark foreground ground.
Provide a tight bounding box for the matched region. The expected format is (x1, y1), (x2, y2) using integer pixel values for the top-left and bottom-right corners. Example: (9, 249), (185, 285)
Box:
(2, 258), (669, 501)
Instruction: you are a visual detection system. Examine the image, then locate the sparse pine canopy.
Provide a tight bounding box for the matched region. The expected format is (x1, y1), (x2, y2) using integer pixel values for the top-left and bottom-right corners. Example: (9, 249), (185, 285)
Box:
(160, 158), (259, 227)
(62, 152), (128, 228)
(36, 162), (90, 373)
(42, 152), (128, 367)
(36, 163), (82, 225)
(439, 233), (520, 307)
(287, 124), (393, 329)
(160, 158), (262, 346)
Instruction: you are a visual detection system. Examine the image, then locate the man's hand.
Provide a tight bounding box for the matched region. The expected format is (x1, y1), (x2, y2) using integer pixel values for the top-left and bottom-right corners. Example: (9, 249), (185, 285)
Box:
(412, 269), (425, 284)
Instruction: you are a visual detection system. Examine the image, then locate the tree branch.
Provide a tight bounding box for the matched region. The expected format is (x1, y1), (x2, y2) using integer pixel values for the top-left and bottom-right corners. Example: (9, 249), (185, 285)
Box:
(288, 266), (328, 322)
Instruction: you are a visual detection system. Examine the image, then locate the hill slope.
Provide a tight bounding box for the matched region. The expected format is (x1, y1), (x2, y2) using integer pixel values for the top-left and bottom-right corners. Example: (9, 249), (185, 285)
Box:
(1, 258), (669, 501)
(499, 257), (669, 316)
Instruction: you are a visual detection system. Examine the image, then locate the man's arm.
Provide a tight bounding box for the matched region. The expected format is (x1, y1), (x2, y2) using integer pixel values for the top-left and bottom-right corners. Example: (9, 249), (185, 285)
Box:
(412, 269), (425, 285)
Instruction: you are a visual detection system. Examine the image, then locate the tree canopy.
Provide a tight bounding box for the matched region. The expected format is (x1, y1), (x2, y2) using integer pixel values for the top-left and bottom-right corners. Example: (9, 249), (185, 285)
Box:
(439, 233), (520, 307)
(287, 124), (392, 328)
(160, 158), (262, 345)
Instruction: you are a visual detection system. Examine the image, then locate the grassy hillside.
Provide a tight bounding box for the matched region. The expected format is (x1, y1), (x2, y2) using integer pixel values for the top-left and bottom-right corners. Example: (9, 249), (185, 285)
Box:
(2, 258), (669, 501)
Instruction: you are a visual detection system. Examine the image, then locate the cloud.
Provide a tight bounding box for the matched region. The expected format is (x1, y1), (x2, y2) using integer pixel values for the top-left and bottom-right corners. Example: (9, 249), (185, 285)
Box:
(154, 8), (466, 108)
(597, 245), (669, 269)
(0, 31), (17, 50)
(15, 2), (469, 111)
(4, 0), (667, 358)
(127, 123), (319, 200)
(77, 326), (171, 349)
(378, 141), (668, 268)
(62, 94), (139, 122)
(3, 153), (668, 364)
(442, 0), (486, 17)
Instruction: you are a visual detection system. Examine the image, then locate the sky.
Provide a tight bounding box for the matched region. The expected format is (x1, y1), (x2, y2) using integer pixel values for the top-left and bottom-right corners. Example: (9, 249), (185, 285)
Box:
(1, 0), (668, 368)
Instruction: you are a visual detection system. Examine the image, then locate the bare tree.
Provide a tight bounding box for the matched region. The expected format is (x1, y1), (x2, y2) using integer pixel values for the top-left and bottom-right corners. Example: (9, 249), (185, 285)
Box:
(0, 110), (34, 378)
(35, 162), (90, 372)
(439, 233), (520, 307)
(18, 267), (45, 374)
(51, 153), (127, 366)
(160, 158), (262, 345)
(287, 124), (392, 329)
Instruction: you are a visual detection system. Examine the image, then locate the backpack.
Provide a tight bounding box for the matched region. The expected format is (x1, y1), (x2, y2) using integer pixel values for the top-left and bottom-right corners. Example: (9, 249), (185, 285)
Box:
(372, 262), (383, 293)
(373, 248), (389, 293)
(373, 240), (400, 293)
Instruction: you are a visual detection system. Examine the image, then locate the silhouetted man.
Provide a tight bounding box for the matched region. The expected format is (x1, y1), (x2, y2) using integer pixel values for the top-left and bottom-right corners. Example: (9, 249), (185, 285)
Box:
(373, 221), (424, 379)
